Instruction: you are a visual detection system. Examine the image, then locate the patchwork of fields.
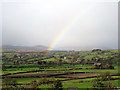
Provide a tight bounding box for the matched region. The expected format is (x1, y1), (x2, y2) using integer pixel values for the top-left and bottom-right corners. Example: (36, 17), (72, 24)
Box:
(1, 49), (120, 89)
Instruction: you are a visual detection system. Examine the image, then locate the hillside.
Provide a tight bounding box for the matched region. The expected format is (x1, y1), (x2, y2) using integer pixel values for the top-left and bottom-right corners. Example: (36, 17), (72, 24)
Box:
(2, 45), (47, 51)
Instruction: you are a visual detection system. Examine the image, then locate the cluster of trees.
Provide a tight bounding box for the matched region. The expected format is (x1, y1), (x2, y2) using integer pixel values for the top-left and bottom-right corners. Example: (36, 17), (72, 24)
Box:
(94, 63), (114, 69)
(2, 77), (17, 88)
(92, 49), (102, 52)
(31, 79), (63, 89)
(93, 72), (116, 89)
(3, 76), (63, 89)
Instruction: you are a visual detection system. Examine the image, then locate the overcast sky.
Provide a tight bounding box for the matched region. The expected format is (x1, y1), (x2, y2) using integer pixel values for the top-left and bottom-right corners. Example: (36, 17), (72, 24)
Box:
(1, 0), (118, 50)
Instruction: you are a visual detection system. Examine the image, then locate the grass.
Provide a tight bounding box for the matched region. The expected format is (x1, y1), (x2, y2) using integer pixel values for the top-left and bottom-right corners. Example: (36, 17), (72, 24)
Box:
(63, 78), (95, 84)
(3, 78), (120, 88)
(7, 70), (64, 77)
(69, 68), (118, 74)
(2, 70), (27, 75)
(102, 80), (120, 87)
(63, 82), (92, 88)
(27, 57), (42, 61)
(38, 85), (52, 88)
(5, 67), (39, 71)
(42, 58), (56, 62)
(2, 50), (119, 89)
(112, 76), (120, 78)
(63, 80), (120, 88)
(13, 78), (40, 83)
(11, 77), (69, 83)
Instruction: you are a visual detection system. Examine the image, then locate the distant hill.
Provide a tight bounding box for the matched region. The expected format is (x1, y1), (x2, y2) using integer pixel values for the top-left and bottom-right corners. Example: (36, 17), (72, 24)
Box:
(2, 45), (47, 51)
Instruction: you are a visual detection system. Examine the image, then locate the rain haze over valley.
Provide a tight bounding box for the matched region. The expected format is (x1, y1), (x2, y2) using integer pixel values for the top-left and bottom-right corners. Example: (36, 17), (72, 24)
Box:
(1, 0), (118, 51)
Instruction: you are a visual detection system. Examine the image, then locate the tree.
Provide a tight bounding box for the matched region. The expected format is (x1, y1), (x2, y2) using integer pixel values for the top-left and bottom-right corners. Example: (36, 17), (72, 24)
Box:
(108, 65), (114, 69)
(13, 54), (18, 58)
(31, 80), (38, 89)
(38, 78), (49, 85)
(58, 59), (62, 65)
(93, 82), (105, 89)
(100, 72), (111, 81)
(54, 80), (63, 90)
(104, 82), (116, 88)
(92, 72), (115, 89)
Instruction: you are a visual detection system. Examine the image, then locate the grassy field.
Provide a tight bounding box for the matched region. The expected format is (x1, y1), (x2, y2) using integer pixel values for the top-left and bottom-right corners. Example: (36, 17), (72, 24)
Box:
(2, 49), (120, 89)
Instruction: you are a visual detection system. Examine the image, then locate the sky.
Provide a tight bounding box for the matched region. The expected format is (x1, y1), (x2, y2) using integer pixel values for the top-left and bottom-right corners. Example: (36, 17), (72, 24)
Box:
(1, 0), (118, 50)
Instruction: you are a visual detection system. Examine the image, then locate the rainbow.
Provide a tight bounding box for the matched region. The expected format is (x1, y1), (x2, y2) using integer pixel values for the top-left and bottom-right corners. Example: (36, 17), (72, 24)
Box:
(47, 3), (93, 51)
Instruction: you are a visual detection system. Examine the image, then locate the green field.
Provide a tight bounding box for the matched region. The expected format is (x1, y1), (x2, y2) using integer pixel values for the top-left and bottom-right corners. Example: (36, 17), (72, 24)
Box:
(2, 49), (120, 89)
